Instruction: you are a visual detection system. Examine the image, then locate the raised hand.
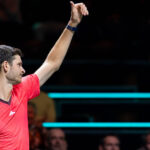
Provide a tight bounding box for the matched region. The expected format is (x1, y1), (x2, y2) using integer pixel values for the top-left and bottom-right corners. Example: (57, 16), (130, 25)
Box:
(69, 1), (89, 26)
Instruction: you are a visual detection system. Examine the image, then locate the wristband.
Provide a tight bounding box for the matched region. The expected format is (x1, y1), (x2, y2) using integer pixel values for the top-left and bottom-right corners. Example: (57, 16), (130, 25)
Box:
(66, 25), (77, 32)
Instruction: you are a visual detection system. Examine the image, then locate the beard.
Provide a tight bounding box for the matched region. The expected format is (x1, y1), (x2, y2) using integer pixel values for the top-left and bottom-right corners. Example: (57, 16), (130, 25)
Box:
(7, 74), (22, 85)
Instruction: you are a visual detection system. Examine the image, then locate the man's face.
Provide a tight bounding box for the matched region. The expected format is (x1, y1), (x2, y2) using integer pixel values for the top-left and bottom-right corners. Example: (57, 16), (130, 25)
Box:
(101, 136), (120, 150)
(6, 55), (25, 84)
(48, 129), (67, 150)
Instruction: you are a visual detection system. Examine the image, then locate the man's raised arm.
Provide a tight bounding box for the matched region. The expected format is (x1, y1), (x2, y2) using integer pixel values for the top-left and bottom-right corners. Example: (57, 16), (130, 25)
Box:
(35, 1), (89, 87)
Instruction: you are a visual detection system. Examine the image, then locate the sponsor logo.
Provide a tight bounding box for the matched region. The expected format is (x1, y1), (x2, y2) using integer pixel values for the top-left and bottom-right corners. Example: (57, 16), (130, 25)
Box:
(9, 111), (16, 116)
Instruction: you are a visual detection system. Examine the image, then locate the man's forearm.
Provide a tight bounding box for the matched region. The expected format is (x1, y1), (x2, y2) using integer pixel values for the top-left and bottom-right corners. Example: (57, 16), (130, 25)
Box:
(44, 21), (77, 69)
(43, 1), (89, 70)
(34, 2), (89, 87)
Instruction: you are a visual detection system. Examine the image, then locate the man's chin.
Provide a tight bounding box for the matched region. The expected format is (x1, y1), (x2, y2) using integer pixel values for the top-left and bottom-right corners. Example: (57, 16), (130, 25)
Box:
(52, 146), (61, 150)
(13, 79), (22, 85)
(52, 148), (61, 150)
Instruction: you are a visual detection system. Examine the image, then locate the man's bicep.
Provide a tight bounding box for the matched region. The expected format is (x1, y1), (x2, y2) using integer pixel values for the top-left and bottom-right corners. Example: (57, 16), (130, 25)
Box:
(34, 62), (56, 87)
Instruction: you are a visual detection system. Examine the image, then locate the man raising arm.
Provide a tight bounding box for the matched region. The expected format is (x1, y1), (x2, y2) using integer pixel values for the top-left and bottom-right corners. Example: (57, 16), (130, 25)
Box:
(35, 1), (89, 86)
(0, 1), (88, 150)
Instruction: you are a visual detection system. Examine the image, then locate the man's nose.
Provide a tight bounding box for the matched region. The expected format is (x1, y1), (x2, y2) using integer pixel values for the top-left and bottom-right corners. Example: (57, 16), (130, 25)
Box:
(22, 67), (26, 74)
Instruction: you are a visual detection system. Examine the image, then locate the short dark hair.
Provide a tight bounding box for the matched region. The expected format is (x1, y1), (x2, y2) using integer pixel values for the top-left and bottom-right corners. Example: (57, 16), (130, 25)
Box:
(99, 134), (120, 146)
(0, 45), (23, 70)
(47, 128), (66, 140)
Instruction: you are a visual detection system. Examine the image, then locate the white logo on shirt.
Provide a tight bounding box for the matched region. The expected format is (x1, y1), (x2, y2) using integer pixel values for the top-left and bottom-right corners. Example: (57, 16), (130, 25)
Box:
(9, 111), (16, 116)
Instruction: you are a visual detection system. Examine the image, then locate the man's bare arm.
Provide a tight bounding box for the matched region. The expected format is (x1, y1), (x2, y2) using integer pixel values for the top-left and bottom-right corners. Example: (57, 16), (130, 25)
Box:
(35, 1), (89, 87)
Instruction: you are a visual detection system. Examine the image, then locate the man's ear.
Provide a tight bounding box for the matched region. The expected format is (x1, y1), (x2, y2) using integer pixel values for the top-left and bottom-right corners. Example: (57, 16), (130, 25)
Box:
(2, 61), (10, 73)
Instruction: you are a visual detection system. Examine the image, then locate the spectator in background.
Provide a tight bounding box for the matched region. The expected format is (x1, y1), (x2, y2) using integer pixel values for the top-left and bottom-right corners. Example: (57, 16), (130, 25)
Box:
(45, 128), (68, 150)
(0, 0), (22, 22)
(28, 102), (46, 150)
(98, 134), (120, 150)
(137, 133), (150, 150)
(0, 0), (36, 50)
(30, 91), (56, 124)
(28, 102), (37, 129)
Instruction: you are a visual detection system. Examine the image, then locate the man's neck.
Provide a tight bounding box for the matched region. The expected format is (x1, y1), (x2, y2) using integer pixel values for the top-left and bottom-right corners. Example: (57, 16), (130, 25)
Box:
(0, 76), (13, 102)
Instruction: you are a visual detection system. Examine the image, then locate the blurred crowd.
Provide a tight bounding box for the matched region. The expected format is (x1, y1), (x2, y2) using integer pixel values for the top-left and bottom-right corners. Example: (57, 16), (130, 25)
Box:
(28, 94), (150, 150)
(27, 117), (150, 150)
(1, 0), (150, 60)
